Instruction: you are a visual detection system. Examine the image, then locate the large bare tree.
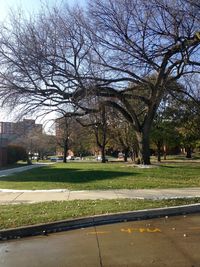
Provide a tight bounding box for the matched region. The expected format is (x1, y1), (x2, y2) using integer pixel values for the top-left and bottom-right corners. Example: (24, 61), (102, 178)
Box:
(84, 0), (200, 164)
(0, 5), (93, 116)
(0, 0), (199, 164)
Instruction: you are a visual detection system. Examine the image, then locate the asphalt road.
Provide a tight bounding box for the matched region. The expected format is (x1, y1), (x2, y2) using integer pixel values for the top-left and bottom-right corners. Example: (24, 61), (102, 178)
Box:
(1, 213), (200, 266)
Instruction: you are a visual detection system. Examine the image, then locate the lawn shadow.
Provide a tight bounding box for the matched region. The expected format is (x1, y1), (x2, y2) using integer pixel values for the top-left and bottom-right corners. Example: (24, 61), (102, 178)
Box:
(0, 166), (137, 184)
(158, 165), (177, 169)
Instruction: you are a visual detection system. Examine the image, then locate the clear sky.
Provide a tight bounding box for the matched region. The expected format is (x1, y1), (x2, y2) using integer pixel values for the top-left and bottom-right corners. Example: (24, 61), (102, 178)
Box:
(0, 0), (84, 21)
(0, 0), (85, 126)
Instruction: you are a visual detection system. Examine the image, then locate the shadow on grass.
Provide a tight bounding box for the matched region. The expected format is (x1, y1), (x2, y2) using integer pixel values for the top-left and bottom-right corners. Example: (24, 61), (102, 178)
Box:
(0, 167), (137, 184)
(158, 162), (200, 168)
(158, 165), (177, 169)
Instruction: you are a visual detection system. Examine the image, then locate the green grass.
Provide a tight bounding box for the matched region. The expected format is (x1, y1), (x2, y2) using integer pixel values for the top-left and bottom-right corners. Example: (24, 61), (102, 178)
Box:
(0, 162), (200, 190)
(162, 154), (200, 160)
(1, 198), (200, 230)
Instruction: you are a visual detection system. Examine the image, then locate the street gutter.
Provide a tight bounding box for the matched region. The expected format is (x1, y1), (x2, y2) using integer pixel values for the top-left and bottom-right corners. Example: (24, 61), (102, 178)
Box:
(1, 203), (200, 241)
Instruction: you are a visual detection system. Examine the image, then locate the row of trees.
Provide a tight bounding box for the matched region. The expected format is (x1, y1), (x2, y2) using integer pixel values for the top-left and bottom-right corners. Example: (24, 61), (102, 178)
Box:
(56, 96), (200, 163)
(5, 93), (200, 164)
(0, 0), (199, 164)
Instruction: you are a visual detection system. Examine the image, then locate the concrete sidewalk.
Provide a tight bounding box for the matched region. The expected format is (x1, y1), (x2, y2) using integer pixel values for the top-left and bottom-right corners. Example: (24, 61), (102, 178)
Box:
(0, 188), (200, 204)
(0, 163), (51, 177)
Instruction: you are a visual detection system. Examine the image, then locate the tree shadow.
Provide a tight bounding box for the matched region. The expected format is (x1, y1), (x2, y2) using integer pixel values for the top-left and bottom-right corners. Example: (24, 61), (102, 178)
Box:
(158, 165), (177, 169)
(0, 166), (137, 184)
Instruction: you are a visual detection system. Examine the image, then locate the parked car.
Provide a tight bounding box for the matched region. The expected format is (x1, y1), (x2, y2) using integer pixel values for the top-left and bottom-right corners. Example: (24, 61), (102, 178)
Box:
(50, 157), (57, 162)
(96, 156), (102, 161)
(56, 157), (63, 162)
(50, 156), (63, 162)
(96, 156), (108, 162)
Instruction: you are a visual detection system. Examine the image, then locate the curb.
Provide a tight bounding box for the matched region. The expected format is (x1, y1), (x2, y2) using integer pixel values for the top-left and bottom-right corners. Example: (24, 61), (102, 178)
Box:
(1, 203), (200, 241)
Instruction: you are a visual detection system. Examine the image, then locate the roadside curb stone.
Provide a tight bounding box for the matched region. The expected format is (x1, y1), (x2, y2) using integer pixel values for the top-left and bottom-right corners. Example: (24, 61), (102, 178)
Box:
(1, 203), (200, 241)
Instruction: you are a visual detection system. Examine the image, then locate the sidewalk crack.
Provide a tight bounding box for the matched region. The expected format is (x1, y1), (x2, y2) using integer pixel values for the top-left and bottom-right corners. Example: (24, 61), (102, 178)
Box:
(12, 192), (24, 203)
(67, 191), (71, 200)
(94, 224), (103, 267)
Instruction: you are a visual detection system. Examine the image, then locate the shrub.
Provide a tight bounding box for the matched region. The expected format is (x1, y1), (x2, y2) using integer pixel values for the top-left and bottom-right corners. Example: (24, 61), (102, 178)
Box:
(7, 145), (27, 164)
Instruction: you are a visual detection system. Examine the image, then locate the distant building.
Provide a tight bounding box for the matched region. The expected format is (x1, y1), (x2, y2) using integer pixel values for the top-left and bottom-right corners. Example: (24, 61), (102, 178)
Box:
(55, 117), (63, 139)
(0, 136), (8, 167)
(0, 119), (43, 144)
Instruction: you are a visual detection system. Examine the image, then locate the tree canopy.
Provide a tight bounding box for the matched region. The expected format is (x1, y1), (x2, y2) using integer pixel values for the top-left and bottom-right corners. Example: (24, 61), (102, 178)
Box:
(0, 0), (199, 164)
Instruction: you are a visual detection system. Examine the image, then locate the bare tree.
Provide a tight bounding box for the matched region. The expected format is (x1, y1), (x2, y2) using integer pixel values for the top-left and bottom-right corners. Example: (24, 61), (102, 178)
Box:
(108, 109), (138, 162)
(76, 103), (110, 163)
(91, 105), (109, 163)
(0, 5), (93, 116)
(0, 0), (199, 164)
(84, 0), (200, 164)
(55, 116), (75, 163)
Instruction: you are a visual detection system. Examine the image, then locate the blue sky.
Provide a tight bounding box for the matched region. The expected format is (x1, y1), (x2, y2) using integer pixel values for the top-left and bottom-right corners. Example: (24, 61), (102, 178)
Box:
(0, 0), (85, 21)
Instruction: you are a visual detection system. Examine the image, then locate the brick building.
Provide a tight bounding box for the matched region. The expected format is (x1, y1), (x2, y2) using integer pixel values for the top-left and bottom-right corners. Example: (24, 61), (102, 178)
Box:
(0, 119), (43, 166)
(0, 119), (43, 143)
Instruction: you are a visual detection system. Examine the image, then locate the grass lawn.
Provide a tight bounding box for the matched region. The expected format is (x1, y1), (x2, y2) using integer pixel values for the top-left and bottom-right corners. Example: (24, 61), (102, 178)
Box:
(1, 198), (200, 230)
(0, 162), (200, 190)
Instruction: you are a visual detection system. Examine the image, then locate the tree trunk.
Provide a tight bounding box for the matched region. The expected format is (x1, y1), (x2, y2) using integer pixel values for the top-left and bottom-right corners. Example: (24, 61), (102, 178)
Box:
(163, 144), (167, 160)
(186, 146), (192, 158)
(27, 158), (32, 165)
(101, 145), (107, 163)
(63, 139), (68, 163)
(124, 148), (129, 162)
(101, 106), (107, 163)
(157, 141), (162, 162)
(133, 148), (138, 163)
(136, 130), (151, 165)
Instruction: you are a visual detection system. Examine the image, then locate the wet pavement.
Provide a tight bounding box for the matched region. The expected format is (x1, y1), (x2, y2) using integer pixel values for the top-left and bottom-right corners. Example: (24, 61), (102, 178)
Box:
(1, 213), (200, 266)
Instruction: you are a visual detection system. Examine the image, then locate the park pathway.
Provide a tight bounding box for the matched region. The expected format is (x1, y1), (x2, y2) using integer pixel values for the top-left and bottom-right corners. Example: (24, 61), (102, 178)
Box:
(0, 163), (52, 177)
